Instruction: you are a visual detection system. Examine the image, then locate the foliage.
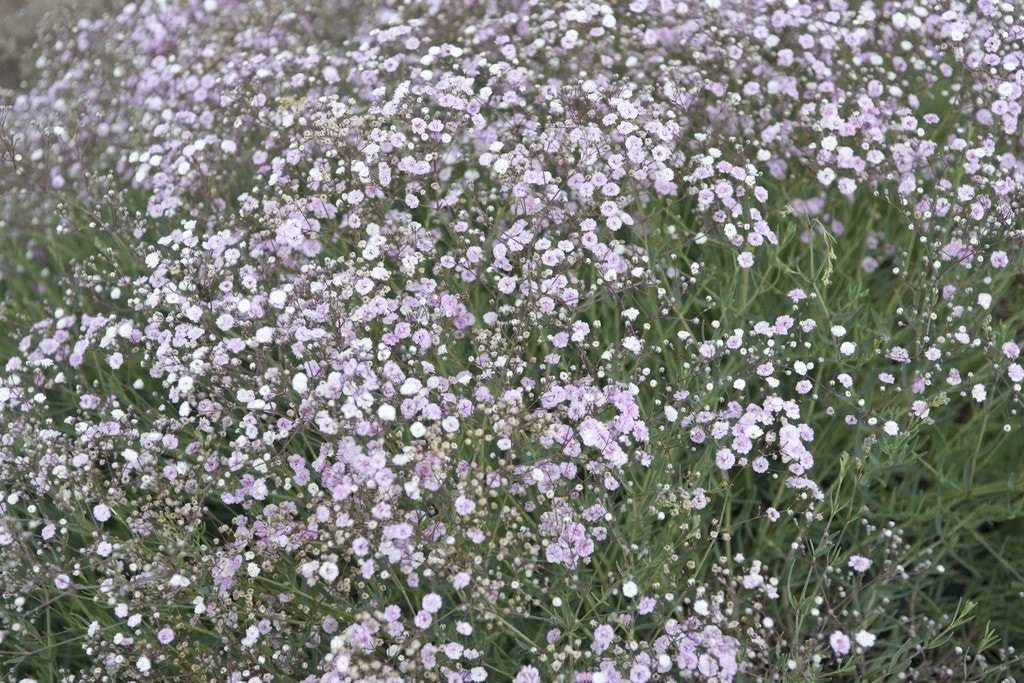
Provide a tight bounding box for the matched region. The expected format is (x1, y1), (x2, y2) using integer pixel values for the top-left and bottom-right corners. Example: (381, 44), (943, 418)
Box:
(1, 1), (1023, 681)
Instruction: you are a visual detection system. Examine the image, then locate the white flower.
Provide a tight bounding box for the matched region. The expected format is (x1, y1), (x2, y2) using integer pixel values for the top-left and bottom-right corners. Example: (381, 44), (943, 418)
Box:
(269, 289), (287, 307)
(241, 625), (260, 648)
(378, 404), (397, 421)
(855, 630), (877, 647)
(622, 581), (638, 598)
(400, 378), (422, 396)
(622, 336), (643, 354)
(93, 503), (112, 522)
(170, 573), (191, 587)
(318, 561), (339, 582)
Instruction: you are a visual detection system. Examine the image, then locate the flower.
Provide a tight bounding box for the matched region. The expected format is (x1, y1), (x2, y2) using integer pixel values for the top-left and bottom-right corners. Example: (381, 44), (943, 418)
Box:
(716, 448), (736, 470)
(622, 336), (643, 354)
(422, 593), (442, 613)
(592, 624), (615, 653)
(848, 555), (872, 572)
(888, 346), (910, 362)
(514, 666), (542, 683)
(92, 504), (112, 523)
(318, 562), (339, 583)
(855, 630), (877, 647)
(830, 630), (851, 655)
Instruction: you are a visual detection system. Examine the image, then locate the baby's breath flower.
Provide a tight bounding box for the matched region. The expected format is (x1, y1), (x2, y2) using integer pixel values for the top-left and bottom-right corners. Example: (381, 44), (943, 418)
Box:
(855, 630), (877, 647)
(849, 555), (872, 572)
(830, 630), (851, 655)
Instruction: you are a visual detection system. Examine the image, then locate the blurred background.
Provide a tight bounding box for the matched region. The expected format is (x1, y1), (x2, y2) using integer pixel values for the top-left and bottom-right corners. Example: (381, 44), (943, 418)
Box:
(1, 0), (122, 91)
(0, 0), (53, 90)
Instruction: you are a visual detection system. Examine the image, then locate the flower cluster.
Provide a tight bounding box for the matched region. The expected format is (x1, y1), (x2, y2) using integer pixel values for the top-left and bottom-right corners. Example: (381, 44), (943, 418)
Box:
(1, 0), (1022, 681)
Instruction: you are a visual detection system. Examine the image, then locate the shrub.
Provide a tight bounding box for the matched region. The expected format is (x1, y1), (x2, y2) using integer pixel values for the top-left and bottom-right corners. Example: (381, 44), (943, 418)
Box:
(1, 0), (1022, 681)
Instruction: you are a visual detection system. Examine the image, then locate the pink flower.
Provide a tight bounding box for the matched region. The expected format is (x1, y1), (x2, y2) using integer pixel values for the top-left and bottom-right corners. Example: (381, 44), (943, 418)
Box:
(414, 610), (432, 629)
(715, 448), (736, 470)
(422, 593), (442, 613)
(592, 624), (614, 653)
(513, 666), (542, 683)
(830, 630), (851, 655)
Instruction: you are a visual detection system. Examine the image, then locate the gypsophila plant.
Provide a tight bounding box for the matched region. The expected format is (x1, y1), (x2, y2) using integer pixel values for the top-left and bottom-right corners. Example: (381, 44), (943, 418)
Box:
(1, 0), (1024, 681)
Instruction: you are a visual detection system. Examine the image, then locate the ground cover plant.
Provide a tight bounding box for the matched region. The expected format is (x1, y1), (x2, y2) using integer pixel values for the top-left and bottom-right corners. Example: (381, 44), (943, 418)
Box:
(1, 0), (1023, 680)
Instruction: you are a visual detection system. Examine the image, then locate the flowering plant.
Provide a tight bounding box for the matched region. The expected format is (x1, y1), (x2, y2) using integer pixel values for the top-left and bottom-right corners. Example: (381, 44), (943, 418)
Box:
(1, 0), (1023, 681)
